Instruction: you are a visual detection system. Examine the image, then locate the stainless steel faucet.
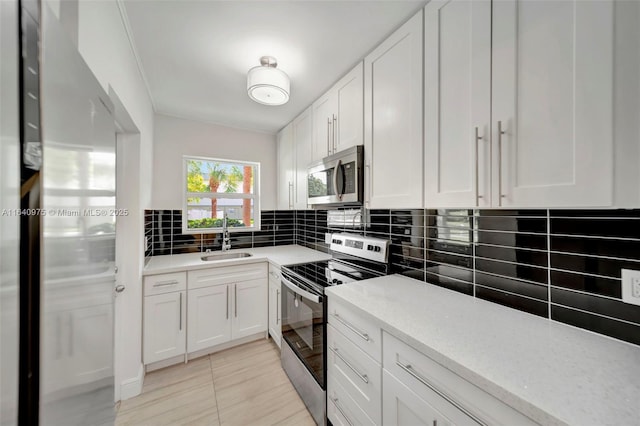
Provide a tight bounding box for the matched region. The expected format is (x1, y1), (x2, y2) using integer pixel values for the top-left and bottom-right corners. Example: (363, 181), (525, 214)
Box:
(222, 211), (231, 251)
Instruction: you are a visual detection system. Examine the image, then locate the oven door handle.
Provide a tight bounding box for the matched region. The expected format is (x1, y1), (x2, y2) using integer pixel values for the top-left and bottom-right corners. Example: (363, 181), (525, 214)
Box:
(281, 276), (321, 304)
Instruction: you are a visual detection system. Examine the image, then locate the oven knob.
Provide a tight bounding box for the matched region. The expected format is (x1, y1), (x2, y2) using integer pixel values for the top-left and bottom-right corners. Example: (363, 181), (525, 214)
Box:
(367, 245), (373, 251)
(374, 246), (381, 252)
(336, 280), (343, 285)
(332, 278), (338, 284)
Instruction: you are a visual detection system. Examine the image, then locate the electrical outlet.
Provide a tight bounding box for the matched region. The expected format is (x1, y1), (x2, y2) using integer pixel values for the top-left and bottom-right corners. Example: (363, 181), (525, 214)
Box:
(621, 269), (640, 306)
(325, 232), (332, 244)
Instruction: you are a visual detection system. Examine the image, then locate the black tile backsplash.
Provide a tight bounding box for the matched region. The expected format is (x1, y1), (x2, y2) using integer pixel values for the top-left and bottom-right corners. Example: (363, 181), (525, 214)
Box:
(144, 207), (640, 346)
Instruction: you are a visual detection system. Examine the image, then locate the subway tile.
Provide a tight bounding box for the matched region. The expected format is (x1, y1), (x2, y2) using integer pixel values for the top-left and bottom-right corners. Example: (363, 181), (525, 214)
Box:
(550, 235), (640, 260)
(475, 209), (547, 217)
(550, 209), (640, 219)
(475, 272), (548, 301)
(550, 252), (640, 279)
(475, 230), (548, 250)
(425, 271), (474, 296)
(551, 305), (640, 346)
(475, 215), (547, 234)
(475, 244), (547, 268)
(475, 258), (548, 284)
(550, 270), (621, 298)
(476, 286), (549, 318)
(427, 238), (473, 256)
(426, 263), (473, 284)
(427, 250), (472, 269)
(550, 287), (640, 325)
(550, 217), (640, 239)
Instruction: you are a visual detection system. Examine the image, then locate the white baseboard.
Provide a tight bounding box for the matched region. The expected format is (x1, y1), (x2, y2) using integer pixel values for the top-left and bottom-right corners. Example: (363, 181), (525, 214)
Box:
(119, 364), (144, 400)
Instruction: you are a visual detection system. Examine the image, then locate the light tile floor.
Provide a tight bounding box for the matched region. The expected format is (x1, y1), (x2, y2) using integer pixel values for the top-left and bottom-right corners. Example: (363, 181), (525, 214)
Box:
(116, 339), (315, 426)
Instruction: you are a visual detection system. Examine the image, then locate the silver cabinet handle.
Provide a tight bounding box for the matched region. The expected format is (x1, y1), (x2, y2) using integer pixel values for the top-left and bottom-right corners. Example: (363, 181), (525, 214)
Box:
(498, 120), (507, 204)
(364, 163), (371, 207)
(179, 292), (183, 331)
(333, 114), (337, 153)
(327, 117), (332, 156)
(234, 284), (237, 318)
(276, 289), (280, 323)
(396, 361), (487, 426)
(68, 314), (73, 356)
(330, 346), (368, 384)
(153, 280), (178, 287)
(288, 181), (293, 209)
(475, 126), (484, 205)
(331, 397), (354, 426)
(226, 286), (229, 319)
(331, 313), (369, 341)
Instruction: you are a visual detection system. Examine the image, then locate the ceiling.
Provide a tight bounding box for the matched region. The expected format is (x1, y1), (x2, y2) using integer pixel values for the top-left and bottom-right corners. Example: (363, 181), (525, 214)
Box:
(122, 0), (427, 134)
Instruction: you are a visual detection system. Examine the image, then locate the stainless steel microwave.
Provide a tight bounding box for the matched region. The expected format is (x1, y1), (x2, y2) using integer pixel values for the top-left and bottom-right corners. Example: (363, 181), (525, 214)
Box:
(307, 145), (364, 205)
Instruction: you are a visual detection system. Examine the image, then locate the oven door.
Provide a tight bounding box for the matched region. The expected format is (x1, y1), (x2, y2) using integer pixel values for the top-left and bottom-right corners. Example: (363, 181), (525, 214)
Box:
(281, 275), (325, 388)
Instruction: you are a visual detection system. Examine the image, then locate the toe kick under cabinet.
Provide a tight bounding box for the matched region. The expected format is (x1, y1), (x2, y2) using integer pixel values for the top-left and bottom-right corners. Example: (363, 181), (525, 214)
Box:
(143, 263), (268, 367)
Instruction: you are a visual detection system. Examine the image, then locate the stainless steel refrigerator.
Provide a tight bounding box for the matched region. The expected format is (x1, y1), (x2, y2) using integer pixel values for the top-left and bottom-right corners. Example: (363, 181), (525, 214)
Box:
(1, 1), (117, 424)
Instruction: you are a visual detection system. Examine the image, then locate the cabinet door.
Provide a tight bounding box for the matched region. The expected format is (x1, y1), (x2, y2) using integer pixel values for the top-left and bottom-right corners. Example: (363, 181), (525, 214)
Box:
(383, 370), (473, 426)
(277, 124), (294, 210)
(268, 279), (281, 348)
(424, 0), (491, 208)
(232, 278), (268, 339)
(335, 62), (364, 153)
(143, 291), (186, 364)
(293, 106), (312, 209)
(492, 0), (614, 207)
(67, 304), (113, 386)
(187, 285), (231, 353)
(364, 10), (424, 209)
(312, 92), (336, 161)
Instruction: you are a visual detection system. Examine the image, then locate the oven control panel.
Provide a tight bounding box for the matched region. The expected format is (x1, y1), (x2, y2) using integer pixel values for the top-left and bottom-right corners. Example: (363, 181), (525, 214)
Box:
(330, 233), (389, 264)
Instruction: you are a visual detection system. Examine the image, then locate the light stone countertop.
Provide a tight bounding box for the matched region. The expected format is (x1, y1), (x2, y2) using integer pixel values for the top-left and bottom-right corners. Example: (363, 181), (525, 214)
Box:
(143, 244), (332, 276)
(325, 274), (640, 426)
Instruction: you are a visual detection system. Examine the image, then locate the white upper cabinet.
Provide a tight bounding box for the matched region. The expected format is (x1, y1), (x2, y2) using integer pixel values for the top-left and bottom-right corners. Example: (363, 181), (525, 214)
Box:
(276, 123), (294, 210)
(364, 10), (424, 209)
(424, 0), (491, 208)
(293, 106), (312, 209)
(492, 0), (614, 207)
(312, 62), (364, 162)
(425, 0), (630, 208)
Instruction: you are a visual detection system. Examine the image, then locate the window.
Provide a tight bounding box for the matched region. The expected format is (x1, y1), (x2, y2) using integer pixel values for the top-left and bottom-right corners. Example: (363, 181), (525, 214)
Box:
(183, 156), (260, 233)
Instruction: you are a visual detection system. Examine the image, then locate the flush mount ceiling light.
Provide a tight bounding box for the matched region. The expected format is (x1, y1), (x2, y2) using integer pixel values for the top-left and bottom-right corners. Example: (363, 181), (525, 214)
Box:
(247, 56), (290, 106)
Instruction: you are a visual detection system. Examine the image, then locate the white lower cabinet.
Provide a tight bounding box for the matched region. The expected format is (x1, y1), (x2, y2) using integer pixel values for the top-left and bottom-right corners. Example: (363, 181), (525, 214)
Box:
(268, 265), (282, 348)
(143, 290), (186, 364)
(143, 264), (268, 366)
(383, 332), (537, 426)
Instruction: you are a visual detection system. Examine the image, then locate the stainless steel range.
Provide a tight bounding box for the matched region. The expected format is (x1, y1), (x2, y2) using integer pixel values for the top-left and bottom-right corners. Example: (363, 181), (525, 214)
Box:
(280, 233), (390, 425)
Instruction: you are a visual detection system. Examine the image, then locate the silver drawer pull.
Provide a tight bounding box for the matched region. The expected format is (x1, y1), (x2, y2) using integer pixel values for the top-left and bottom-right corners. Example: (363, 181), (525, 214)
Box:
(396, 361), (487, 426)
(332, 313), (369, 342)
(331, 397), (354, 426)
(153, 280), (179, 287)
(330, 346), (368, 384)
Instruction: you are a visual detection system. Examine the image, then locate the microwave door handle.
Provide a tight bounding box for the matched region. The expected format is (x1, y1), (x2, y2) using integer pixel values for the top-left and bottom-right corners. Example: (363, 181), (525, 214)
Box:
(333, 159), (343, 200)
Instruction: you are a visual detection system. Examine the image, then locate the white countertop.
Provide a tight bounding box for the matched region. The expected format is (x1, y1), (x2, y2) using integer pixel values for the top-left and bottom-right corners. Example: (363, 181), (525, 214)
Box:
(143, 245), (332, 275)
(325, 274), (640, 426)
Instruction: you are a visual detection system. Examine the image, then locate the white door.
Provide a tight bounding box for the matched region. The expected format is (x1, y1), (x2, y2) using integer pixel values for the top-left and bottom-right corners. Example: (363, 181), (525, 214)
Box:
(383, 370), (472, 426)
(277, 124), (294, 210)
(293, 107), (312, 209)
(312, 93), (336, 161)
(143, 292), (186, 364)
(232, 279), (268, 339)
(335, 62), (364, 153)
(491, 0), (614, 207)
(364, 10), (424, 209)
(187, 285), (231, 353)
(424, 0), (491, 208)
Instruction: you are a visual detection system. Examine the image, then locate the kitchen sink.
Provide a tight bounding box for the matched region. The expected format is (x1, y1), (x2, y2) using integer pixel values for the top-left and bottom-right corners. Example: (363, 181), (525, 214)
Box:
(201, 252), (253, 261)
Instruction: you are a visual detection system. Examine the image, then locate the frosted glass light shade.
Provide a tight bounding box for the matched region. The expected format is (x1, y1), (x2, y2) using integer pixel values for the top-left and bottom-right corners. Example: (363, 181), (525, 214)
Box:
(247, 64), (290, 106)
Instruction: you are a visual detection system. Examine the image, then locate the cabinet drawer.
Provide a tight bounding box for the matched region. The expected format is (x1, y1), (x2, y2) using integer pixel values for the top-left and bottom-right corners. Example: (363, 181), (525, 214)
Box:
(328, 298), (381, 363)
(144, 272), (187, 296)
(327, 324), (381, 424)
(383, 332), (537, 426)
(328, 372), (376, 426)
(188, 263), (267, 290)
(268, 264), (281, 284)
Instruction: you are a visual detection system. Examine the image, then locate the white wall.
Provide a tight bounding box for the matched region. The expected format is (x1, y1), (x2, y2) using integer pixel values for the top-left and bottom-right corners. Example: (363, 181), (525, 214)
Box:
(152, 113), (277, 210)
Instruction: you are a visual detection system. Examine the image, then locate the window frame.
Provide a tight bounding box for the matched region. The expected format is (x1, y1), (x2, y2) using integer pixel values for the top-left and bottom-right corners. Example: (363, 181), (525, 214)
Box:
(182, 155), (261, 234)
